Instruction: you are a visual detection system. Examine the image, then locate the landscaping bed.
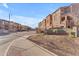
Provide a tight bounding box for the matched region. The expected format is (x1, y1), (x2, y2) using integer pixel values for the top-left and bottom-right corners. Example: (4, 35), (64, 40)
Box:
(27, 34), (79, 56)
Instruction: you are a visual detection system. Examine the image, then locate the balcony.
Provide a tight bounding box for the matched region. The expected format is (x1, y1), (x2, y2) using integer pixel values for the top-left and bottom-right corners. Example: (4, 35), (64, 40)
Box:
(61, 10), (71, 16)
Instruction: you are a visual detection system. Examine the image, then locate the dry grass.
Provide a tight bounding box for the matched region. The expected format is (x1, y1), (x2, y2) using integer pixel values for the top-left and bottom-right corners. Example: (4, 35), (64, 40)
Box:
(27, 34), (79, 56)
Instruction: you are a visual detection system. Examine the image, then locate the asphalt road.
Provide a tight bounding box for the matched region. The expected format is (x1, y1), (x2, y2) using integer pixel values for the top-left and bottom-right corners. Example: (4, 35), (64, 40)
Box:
(0, 31), (34, 56)
(6, 33), (57, 56)
(0, 31), (57, 56)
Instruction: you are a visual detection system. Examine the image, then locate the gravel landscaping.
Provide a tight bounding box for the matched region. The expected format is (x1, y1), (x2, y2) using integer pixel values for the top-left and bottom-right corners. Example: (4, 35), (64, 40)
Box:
(27, 34), (79, 56)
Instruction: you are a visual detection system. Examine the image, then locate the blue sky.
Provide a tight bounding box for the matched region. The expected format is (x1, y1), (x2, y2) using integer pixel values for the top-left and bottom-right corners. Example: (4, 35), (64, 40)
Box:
(0, 3), (71, 28)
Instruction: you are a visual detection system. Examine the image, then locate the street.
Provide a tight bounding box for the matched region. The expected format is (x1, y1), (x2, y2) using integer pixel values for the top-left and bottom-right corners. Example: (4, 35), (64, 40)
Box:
(0, 31), (35, 56)
(0, 31), (56, 56)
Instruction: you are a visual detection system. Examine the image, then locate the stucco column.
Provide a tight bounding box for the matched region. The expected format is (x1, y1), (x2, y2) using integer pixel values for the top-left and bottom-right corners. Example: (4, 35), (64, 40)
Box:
(73, 26), (78, 37)
(65, 16), (67, 28)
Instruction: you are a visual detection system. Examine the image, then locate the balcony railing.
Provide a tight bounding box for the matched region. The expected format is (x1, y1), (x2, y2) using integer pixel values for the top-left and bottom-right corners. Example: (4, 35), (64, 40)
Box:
(61, 11), (71, 15)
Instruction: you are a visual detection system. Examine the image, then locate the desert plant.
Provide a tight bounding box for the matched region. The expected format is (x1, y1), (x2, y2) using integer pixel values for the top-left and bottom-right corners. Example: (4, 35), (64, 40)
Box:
(44, 28), (67, 35)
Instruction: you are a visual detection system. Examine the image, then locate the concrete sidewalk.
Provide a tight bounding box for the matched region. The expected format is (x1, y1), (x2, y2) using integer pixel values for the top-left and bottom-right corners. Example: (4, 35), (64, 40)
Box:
(6, 35), (57, 56)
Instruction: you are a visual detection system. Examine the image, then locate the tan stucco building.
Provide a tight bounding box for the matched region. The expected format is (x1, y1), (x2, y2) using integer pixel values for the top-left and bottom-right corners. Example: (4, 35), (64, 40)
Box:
(38, 3), (79, 37)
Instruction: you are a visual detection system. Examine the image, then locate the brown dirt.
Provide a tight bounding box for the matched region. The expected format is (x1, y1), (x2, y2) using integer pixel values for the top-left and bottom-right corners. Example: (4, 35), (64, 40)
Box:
(27, 34), (79, 56)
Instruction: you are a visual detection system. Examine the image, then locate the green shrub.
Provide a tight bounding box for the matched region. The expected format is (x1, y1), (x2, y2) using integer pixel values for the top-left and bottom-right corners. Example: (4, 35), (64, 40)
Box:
(70, 32), (75, 38)
(44, 28), (67, 35)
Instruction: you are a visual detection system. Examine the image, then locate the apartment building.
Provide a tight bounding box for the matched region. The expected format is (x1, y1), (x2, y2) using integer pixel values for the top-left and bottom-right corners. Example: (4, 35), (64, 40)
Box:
(52, 8), (61, 28)
(38, 19), (46, 32)
(38, 3), (79, 36)
(38, 14), (53, 32)
(9, 21), (16, 32)
(0, 19), (30, 34)
(45, 14), (52, 29)
(0, 20), (5, 30)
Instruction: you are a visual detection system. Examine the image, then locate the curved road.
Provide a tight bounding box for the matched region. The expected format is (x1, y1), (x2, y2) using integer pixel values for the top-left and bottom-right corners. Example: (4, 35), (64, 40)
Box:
(0, 31), (57, 56)
(0, 31), (31, 56)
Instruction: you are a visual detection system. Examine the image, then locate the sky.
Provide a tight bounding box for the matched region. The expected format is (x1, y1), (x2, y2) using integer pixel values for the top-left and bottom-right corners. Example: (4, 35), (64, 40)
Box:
(0, 3), (71, 28)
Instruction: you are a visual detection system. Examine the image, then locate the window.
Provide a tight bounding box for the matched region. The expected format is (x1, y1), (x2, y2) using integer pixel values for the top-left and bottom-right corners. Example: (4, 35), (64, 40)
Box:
(60, 17), (65, 24)
(61, 17), (65, 21)
(67, 16), (72, 20)
(61, 26), (64, 28)
(64, 10), (70, 14)
(61, 10), (70, 15)
(50, 19), (52, 25)
(68, 26), (70, 28)
(5, 25), (9, 30)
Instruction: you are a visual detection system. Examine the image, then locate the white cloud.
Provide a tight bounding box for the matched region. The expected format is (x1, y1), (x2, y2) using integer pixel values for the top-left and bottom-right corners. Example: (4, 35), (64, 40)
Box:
(0, 9), (41, 28)
(0, 9), (9, 19)
(3, 3), (8, 8)
(12, 15), (41, 28)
